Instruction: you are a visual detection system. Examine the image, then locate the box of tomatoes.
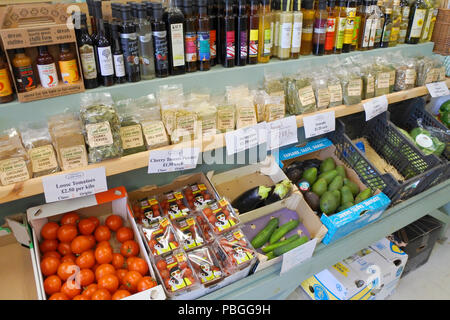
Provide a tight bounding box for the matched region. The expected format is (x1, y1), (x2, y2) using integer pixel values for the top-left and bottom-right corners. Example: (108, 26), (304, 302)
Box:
(26, 186), (166, 300)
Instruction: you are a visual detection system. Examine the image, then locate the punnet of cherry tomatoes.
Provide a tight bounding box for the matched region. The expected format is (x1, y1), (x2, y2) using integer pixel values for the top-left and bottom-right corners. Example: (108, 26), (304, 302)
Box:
(38, 211), (158, 300)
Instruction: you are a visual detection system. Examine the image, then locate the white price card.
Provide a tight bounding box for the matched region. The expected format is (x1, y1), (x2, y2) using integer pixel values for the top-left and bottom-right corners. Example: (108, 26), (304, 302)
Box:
(225, 122), (268, 156)
(303, 111), (336, 139)
(280, 238), (317, 275)
(267, 116), (299, 150)
(42, 167), (108, 203)
(363, 95), (388, 121)
(426, 82), (450, 98)
(148, 148), (200, 174)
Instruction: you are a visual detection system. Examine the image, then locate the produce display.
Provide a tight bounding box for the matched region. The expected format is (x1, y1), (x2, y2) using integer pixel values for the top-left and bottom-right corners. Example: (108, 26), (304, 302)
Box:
(38, 212), (157, 300)
(437, 100), (450, 129)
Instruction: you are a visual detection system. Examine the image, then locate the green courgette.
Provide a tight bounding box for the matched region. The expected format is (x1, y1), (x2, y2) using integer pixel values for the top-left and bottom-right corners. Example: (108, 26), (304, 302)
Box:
(273, 236), (309, 257)
(250, 218), (279, 249)
(269, 219), (300, 244)
(262, 234), (300, 253)
(265, 251), (276, 260)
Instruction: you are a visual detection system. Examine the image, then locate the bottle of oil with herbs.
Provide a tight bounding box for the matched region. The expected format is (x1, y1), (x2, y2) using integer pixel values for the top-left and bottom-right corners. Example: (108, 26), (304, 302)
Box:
(333, 0), (347, 53)
(398, 0), (410, 44)
(258, 0), (273, 63)
(389, 0), (401, 46)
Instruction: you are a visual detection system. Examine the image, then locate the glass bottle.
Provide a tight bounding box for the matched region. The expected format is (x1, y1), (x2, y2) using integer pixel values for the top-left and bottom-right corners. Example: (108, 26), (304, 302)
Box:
(136, 3), (156, 80)
(313, 0), (328, 55)
(152, 2), (170, 77)
(290, 0), (303, 58)
(272, 0), (281, 57)
(58, 44), (80, 84)
(351, 0), (362, 50)
(183, 0), (198, 72)
(342, 0), (357, 53)
(427, 0), (439, 41)
(406, 0), (427, 44)
(277, 0), (293, 59)
(373, 0), (385, 48)
(325, 0), (337, 54)
(143, 1), (154, 24)
(37, 46), (59, 88)
(197, 0), (211, 70)
(398, 0), (410, 43)
(258, 0), (272, 63)
(221, 0), (236, 67)
(248, 0), (260, 63)
(389, 0), (401, 46)
(76, 13), (99, 89)
(380, 4), (393, 47)
(12, 49), (36, 93)
(129, 2), (139, 25)
(419, 0), (433, 42)
(164, 0), (186, 75)
(300, 0), (315, 55)
(87, 0), (97, 41)
(236, 0), (249, 66)
(208, 0), (218, 66)
(0, 51), (14, 103)
(334, 0), (347, 53)
(357, 0), (373, 50)
(111, 23), (127, 83)
(120, 4), (141, 82)
(216, 0), (224, 65)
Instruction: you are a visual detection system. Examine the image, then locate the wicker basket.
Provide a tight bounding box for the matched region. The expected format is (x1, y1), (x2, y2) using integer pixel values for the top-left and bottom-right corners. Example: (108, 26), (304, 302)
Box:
(431, 8), (450, 55)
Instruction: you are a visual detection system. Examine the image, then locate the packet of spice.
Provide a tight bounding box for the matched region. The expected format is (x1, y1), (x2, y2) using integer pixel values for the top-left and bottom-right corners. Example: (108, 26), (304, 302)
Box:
(383, 53), (397, 93)
(116, 99), (147, 156)
(0, 128), (32, 186)
(136, 95), (169, 151)
(159, 84), (185, 136)
(48, 113), (88, 171)
(326, 64), (344, 107)
(80, 92), (123, 163)
(171, 105), (201, 144)
(392, 51), (417, 91)
(251, 89), (267, 123)
(285, 71), (317, 115)
(213, 95), (236, 133)
(235, 96), (258, 129)
(415, 56), (437, 87)
(312, 68), (330, 110)
(351, 54), (375, 100)
(264, 71), (285, 96)
(20, 122), (60, 178)
(339, 61), (363, 106)
(192, 100), (218, 137)
(263, 94), (285, 122)
(373, 56), (392, 97)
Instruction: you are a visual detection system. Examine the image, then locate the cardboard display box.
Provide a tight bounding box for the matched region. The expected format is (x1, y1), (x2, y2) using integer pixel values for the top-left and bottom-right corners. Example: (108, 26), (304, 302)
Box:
(0, 3), (85, 102)
(26, 187), (166, 300)
(276, 138), (391, 245)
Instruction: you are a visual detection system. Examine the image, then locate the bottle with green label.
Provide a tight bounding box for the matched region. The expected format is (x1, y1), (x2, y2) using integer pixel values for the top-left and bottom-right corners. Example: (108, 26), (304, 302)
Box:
(380, 5), (393, 48)
(351, 0), (362, 50)
(406, 0), (427, 44)
(373, 0), (385, 48)
(333, 0), (347, 53)
(258, 0), (272, 63)
(398, 0), (411, 43)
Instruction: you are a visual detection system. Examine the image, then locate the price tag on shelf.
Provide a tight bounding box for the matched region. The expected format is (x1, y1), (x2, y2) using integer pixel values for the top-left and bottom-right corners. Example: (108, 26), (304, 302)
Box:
(280, 238), (317, 275)
(42, 167), (108, 203)
(303, 111), (335, 139)
(363, 95), (388, 121)
(225, 122), (268, 156)
(267, 116), (299, 150)
(148, 148), (200, 174)
(426, 82), (450, 98)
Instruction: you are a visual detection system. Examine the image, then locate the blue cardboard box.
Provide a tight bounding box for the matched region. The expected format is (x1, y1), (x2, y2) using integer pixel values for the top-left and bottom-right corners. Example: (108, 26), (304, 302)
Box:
(276, 138), (391, 245)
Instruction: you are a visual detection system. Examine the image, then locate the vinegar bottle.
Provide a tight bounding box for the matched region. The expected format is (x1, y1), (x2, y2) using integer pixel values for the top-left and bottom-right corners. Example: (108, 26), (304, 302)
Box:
(248, 0), (260, 64)
(324, 0), (337, 55)
(120, 4), (141, 82)
(272, 0), (281, 58)
(290, 0), (303, 59)
(313, 0), (328, 55)
(300, 0), (315, 55)
(357, 0), (373, 50)
(221, 0), (236, 67)
(380, 4), (393, 48)
(152, 2), (170, 77)
(111, 23), (127, 84)
(183, 0), (198, 73)
(207, 0), (218, 66)
(258, 0), (272, 63)
(164, 0), (186, 75)
(136, 3), (156, 80)
(235, 0), (249, 66)
(197, 0), (211, 71)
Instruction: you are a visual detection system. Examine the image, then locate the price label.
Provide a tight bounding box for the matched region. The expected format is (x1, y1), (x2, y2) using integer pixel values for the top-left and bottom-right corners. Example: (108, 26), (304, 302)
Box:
(148, 148), (200, 174)
(267, 116), (299, 150)
(363, 95), (388, 121)
(42, 167), (108, 203)
(303, 111), (336, 139)
(280, 238), (317, 275)
(426, 82), (450, 98)
(225, 122), (268, 156)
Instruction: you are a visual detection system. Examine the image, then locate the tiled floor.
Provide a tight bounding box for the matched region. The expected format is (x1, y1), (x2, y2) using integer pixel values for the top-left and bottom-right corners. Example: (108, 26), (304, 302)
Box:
(286, 226), (450, 300)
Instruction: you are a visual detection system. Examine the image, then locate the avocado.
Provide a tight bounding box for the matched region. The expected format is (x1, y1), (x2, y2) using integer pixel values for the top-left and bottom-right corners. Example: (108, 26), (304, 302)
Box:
(331, 190), (341, 205)
(340, 185), (355, 205)
(320, 191), (339, 215)
(320, 157), (336, 173)
(302, 167), (318, 185)
(328, 175), (344, 191)
(343, 178), (360, 196)
(335, 165), (346, 179)
(311, 178), (328, 197)
(318, 169), (338, 184)
(337, 201), (354, 213)
(304, 191), (320, 212)
(355, 188), (373, 204)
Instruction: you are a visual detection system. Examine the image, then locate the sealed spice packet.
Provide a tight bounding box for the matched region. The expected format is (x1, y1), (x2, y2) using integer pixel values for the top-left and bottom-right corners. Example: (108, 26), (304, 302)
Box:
(312, 68), (331, 110)
(213, 94), (236, 133)
(173, 215), (206, 251)
(187, 247), (224, 286)
(202, 199), (240, 235)
(116, 99), (147, 156)
(0, 128), (32, 186)
(392, 52), (417, 91)
(161, 191), (193, 220)
(264, 70), (285, 96)
(141, 217), (180, 257)
(339, 60), (363, 106)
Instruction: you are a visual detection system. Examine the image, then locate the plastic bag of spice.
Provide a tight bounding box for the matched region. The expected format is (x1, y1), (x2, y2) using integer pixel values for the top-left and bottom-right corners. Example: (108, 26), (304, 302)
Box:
(392, 52), (417, 91)
(339, 62), (363, 106)
(286, 72), (317, 115)
(159, 84), (185, 136)
(192, 100), (218, 137)
(252, 90), (267, 123)
(80, 92), (123, 163)
(383, 53), (397, 93)
(226, 84), (250, 105)
(372, 56), (392, 97)
(20, 122), (60, 178)
(171, 105), (201, 144)
(116, 100), (147, 156)
(351, 55), (375, 100)
(213, 95), (236, 133)
(415, 56), (437, 87)
(0, 128), (32, 186)
(235, 95), (258, 129)
(264, 70), (285, 96)
(312, 68), (330, 110)
(326, 65), (344, 107)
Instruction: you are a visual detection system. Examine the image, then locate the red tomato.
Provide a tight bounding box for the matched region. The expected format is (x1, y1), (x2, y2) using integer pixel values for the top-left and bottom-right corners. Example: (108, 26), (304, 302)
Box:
(159, 269), (170, 279)
(86, 235), (96, 249)
(61, 280), (81, 299)
(112, 253), (125, 269)
(44, 275), (62, 295)
(40, 222), (59, 240)
(88, 217), (100, 229)
(95, 245), (113, 264)
(91, 288), (111, 300)
(116, 268), (128, 285)
(57, 224), (78, 243)
(105, 215), (123, 232)
(76, 250), (95, 269)
(137, 276), (157, 292)
(96, 240), (112, 249)
(77, 268), (95, 287)
(98, 274), (119, 294)
(40, 256), (60, 276)
(156, 260), (167, 271)
(39, 239), (59, 254)
(71, 235), (92, 255)
(178, 261), (188, 270)
(81, 284), (98, 298)
(112, 289), (131, 300)
(128, 257), (149, 276)
(120, 240), (139, 258)
(57, 262), (78, 281)
(42, 251), (61, 260)
(95, 264), (115, 282)
(48, 292), (69, 300)
(123, 271), (142, 293)
(72, 295), (89, 300)
(116, 227), (134, 243)
(60, 212), (80, 226)
(94, 225), (111, 242)
(183, 268), (193, 278)
(57, 242), (72, 256)
(78, 218), (96, 235)
(60, 253), (77, 264)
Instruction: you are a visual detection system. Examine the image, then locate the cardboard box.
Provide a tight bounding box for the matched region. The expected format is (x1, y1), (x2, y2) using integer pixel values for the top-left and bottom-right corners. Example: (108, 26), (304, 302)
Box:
(276, 138), (391, 245)
(26, 187), (166, 300)
(0, 213), (40, 300)
(0, 3), (85, 102)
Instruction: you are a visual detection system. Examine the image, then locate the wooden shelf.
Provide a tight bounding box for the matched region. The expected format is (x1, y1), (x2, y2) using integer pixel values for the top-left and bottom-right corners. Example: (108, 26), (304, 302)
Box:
(1, 79), (448, 205)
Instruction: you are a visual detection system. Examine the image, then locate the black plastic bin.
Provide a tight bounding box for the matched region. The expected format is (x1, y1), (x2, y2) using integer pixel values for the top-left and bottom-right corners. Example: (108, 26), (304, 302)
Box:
(329, 112), (445, 204)
(389, 215), (443, 278)
(388, 97), (450, 187)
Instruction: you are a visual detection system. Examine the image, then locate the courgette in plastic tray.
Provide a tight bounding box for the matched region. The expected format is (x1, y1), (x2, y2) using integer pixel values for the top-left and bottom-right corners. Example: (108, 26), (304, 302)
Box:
(262, 234), (300, 253)
(251, 218), (280, 249)
(273, 236), (309, 257)
(231, 185), (273, 214)
(264, 179), (292, 205)
(269, 220), (300, 244)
